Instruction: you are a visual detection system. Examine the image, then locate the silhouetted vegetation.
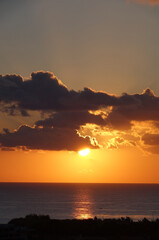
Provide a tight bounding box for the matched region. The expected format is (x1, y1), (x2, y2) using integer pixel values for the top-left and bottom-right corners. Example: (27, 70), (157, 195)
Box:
(7, 214), (159, 240)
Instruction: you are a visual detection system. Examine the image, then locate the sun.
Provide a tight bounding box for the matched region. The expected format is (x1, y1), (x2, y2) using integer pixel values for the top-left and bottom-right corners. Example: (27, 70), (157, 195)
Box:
(78, 148), (90, 156)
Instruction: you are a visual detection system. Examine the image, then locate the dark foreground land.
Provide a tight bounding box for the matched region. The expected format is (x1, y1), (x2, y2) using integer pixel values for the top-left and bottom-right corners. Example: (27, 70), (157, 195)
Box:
(1, 215), (159, 240)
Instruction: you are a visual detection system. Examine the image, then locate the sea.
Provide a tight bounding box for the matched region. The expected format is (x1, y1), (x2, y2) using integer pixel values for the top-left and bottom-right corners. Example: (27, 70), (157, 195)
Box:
(0, 183), (159, 224)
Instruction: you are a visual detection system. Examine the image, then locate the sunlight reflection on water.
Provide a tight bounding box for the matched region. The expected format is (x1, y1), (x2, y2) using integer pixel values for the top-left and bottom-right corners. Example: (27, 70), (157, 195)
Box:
(73, 188), (93, 219)
(0, 183), (159, 223)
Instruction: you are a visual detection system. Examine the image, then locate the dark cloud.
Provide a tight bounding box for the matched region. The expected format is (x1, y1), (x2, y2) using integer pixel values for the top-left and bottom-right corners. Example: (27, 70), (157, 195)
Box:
(69, 88), (118, 111)
(142, 133), (159, 145)
(0, 72), (69, 112)
(0, 125), (98, 151)
(0, 71), (141, 115)
(142, 133), (159, 154)
(1, 70), (159, 152)
(0, 71), (119, 113)
(35, 111), (105, 129)
(106, 89), (159, 130)
(1, 71), (159, 124)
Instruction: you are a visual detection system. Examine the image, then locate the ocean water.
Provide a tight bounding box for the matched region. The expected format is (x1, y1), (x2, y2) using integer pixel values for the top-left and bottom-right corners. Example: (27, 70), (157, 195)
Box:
(0, 183), (159, 223)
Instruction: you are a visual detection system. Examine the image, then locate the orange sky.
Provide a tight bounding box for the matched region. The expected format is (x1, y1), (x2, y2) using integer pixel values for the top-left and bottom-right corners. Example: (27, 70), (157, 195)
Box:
(0, 147), (159, 183)
(0, 0), (159, 183)
(0, 73), (159, 183)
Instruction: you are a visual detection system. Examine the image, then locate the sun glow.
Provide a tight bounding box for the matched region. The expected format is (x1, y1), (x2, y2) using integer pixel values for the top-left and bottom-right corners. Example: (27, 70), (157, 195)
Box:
(78, 148), (90, 156)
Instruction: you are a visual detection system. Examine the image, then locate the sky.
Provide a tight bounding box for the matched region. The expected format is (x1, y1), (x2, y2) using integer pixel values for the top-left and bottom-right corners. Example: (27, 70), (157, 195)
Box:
(0, 0), (159, 183)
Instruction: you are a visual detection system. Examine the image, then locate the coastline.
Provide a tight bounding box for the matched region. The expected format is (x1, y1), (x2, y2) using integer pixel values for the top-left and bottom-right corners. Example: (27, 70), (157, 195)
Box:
(1, 214), (159, 240)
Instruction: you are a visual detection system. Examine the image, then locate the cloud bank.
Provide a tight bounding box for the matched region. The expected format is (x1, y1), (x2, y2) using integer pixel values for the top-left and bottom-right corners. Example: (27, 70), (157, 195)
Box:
(0, 125), (98, 151)
(1, 71), (159, 153)
(0, 71), (118, 112)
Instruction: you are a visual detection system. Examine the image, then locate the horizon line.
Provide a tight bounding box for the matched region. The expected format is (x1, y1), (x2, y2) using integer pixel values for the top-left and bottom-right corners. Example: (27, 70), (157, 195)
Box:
(0, 181), (159, 184)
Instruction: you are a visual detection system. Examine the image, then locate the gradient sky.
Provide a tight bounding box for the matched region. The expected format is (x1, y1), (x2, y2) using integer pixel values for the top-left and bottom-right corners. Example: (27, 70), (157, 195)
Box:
(0, 0), (159, 183)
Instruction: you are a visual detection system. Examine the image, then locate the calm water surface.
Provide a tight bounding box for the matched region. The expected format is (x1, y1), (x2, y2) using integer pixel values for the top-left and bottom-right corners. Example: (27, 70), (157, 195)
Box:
(0, 183), (159, 223)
